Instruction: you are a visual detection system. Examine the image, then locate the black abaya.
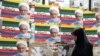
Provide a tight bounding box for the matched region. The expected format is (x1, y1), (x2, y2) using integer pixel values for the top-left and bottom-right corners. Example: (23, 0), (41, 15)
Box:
(71, 28), (93, 56)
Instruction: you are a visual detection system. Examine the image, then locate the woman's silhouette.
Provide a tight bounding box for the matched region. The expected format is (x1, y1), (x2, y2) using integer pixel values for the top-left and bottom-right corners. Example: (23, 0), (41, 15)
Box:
(71, 28), (93, 56)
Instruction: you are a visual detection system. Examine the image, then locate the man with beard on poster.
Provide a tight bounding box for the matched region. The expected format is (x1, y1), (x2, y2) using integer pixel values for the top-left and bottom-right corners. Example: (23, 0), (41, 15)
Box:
(71, 28), (93, 56)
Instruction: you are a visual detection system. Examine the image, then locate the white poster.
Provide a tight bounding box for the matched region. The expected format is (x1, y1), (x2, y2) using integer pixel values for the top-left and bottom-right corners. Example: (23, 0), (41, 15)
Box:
(69, 0), (89, 9)
(56, 0), (70, 7)
(80, 0), (89, 9)
(92, 0), (100, 8)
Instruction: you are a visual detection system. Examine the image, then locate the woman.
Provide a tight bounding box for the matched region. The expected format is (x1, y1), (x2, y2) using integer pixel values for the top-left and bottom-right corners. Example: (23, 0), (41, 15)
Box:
(71, 28), (93, 56)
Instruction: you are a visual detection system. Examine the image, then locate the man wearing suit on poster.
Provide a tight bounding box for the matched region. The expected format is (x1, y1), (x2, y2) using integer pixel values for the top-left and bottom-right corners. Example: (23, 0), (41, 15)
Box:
(94, 13), (100, 28)
(72, 9), (84, 28)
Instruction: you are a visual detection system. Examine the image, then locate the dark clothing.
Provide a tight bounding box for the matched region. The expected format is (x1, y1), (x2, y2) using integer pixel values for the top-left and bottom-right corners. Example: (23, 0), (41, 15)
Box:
(71, 28), (93, 56)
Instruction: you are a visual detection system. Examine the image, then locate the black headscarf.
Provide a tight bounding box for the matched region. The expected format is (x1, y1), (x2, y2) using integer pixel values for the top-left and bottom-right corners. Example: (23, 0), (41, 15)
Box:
(71, 28), (89, 46)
